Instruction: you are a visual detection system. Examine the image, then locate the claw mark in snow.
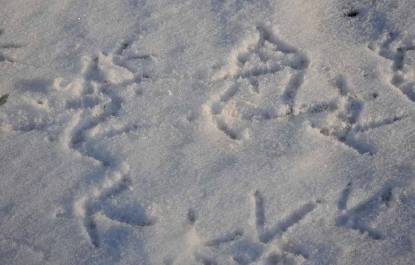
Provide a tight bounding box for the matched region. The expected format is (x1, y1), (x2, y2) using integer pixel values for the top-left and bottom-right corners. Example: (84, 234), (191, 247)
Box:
(336, 183), (395, 240)
(204, 24), (324, 141)
(311, 73), (409, 156)
(169, 190), (320, 264)
(1, 37), (158, 248)
(370, 32), (415, 103)
(204, 26), (407, 157)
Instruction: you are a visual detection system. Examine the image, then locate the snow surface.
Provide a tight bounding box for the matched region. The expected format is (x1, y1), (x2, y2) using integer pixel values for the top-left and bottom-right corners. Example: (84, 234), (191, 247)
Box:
(1, 0), (415, 264)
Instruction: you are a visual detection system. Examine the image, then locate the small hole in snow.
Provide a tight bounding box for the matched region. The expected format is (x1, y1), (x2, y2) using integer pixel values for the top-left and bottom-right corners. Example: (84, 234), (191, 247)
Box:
(187, 209), (197, 224)
(345, 10), (359, 18)
(0, 94), (9, 106)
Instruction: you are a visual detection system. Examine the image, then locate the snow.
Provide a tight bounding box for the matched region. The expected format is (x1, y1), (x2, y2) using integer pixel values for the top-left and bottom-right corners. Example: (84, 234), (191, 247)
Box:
(0, 0), (415, 264)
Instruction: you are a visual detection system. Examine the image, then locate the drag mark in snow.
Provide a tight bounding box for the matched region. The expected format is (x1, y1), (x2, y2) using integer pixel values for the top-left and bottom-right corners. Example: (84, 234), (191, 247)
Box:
(283, 72), (306, 115)
(259, 201), (318, 244)
(0, 29), (23, 64)
(0, 43), (24, 49)
(67, 42), (157, 248)
(253, 190), (266, 233)
(353, 115), (408, 133)
(336, 182), (395, 240)
(204, 230), (244, 247)
(337, 182), (352, 211)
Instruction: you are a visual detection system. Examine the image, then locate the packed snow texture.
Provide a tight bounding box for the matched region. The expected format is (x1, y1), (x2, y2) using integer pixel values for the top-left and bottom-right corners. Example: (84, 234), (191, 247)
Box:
(0, 0), (415, 264)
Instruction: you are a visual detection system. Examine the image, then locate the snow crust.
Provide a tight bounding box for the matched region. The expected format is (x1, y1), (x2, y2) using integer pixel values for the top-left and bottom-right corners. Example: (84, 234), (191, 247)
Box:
(0, 0), (415, 264)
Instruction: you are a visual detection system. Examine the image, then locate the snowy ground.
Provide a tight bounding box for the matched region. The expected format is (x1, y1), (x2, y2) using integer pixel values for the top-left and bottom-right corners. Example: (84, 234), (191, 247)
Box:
(1, 0), (415, 264)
